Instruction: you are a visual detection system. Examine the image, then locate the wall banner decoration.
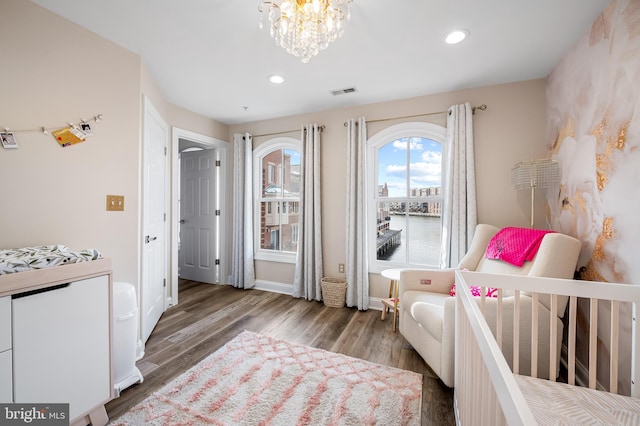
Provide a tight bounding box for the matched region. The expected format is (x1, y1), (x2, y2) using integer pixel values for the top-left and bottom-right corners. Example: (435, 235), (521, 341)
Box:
(51, 126), (88, 147)
(0, 132), (18, 149)
(0, 114), (102, 149)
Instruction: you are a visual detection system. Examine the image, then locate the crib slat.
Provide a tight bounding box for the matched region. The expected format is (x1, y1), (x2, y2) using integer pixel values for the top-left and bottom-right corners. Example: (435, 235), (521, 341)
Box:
(610, 300), (619, 393)
(589, 298), (598, 389)
(550, 294), (558, 382)
(513, 290), (520, 375)
(497, 289), (503, 350)
(568, 296), (577, 386)
(633, 304), (640, 398)
(531, 292), (539, 378)
(455, 273), (534, 425)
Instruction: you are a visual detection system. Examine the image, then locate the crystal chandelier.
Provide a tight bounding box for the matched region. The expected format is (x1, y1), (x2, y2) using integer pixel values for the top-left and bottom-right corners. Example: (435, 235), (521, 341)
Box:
(258, 0), (353, 63)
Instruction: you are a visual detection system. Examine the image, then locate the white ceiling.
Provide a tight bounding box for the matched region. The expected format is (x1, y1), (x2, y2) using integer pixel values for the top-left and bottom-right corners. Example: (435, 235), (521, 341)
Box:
(31, 0), (607, 125)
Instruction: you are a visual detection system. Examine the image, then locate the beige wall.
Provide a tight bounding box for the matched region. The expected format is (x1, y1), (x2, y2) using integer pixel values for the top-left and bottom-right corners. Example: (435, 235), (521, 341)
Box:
(142, 63), (229, 141)
(0, 0), (142, 285)
(0, 1), (228, 294)
(230, 79), (548, 298)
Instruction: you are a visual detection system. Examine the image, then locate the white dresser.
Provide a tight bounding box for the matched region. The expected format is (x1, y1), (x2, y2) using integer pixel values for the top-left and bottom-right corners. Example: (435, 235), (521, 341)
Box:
(0, 296), (12, 402)
(0, 259), (113, 426)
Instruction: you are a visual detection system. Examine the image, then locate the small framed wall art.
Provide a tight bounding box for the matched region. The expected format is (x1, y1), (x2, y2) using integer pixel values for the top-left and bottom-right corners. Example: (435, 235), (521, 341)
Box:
(0, 132), (18, 149)
(80, 123), (92, 136)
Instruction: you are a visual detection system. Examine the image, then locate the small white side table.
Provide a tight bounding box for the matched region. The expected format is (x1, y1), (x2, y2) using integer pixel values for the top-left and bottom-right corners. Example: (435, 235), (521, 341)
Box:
(380, 268), (403, 332)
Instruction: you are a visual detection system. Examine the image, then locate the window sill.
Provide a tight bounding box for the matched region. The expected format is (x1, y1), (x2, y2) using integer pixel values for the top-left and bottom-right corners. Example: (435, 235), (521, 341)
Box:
(369, 261), (441, 274)
(255, 250), (296, 264)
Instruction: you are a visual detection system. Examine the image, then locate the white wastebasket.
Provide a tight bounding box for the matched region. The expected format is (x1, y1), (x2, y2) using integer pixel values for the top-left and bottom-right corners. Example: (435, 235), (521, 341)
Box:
(113, 282), (144, 397)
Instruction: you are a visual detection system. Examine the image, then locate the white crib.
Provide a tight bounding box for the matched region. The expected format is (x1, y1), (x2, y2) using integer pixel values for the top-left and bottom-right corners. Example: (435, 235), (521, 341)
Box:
(454, 270), (640, 425)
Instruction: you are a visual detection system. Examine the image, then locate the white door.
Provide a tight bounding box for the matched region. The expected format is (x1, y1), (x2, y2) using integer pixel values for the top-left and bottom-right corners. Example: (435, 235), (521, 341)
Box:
(142, 97), (168, 342)
(179, 149), (219, 284)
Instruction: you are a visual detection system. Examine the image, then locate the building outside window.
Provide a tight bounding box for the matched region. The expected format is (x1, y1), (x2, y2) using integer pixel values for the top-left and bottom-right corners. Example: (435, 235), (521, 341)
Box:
(367, 123), (447, 272)
(254, 137), (301, 263)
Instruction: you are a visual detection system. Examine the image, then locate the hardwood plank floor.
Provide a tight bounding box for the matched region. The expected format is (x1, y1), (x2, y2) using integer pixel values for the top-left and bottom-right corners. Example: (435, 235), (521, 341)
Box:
(106, 279), (455, 425)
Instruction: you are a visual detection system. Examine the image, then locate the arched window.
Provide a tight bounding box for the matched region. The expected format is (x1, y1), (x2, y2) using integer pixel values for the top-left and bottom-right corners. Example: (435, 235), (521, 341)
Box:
(253, 137), (301, 263)
(367, 122), (447, 272)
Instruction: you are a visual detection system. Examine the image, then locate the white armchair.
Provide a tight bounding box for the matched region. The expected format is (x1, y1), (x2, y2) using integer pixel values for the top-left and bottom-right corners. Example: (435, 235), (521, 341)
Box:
(398, 224), (581, 387)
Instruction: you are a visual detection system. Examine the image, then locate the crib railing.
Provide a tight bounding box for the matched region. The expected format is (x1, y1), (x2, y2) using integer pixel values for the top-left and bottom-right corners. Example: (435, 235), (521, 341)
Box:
(454, 270), (640, 425)
(455, 274), (535, 425)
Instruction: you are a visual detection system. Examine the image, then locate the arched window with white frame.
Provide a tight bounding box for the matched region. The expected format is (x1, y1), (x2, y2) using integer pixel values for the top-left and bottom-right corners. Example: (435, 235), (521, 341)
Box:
(253, 137), (302, 263)
(367, 122), (447, 272)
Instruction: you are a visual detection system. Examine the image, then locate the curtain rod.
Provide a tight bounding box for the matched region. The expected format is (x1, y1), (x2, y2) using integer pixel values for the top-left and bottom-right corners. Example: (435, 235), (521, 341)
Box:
(342, 104), (487, 126)
(252, 124), (325, 139)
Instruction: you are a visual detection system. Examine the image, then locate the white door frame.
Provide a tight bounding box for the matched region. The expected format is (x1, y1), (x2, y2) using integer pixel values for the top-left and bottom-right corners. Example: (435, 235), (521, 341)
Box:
(169, 127), (229, 306)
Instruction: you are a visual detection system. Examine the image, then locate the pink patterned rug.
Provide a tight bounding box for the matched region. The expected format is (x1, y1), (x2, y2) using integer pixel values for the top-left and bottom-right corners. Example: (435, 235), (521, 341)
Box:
(112, 331), (422, 425)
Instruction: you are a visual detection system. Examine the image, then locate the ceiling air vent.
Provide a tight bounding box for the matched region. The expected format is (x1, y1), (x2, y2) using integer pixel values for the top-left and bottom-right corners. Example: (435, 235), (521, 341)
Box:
(331, 87), (357, 96)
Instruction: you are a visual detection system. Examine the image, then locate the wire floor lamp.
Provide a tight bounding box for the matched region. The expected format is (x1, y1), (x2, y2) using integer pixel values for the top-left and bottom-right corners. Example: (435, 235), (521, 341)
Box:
(511, 159), (559, 228)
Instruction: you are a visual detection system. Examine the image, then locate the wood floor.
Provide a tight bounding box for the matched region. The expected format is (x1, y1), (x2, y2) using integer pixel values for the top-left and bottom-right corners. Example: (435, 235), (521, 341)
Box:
(105, 279), (455, 425)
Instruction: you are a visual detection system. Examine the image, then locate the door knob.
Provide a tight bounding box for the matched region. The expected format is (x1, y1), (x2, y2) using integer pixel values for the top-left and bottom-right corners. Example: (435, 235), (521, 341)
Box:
(179, 219), (185, 224)
(145, 235), (158, 244)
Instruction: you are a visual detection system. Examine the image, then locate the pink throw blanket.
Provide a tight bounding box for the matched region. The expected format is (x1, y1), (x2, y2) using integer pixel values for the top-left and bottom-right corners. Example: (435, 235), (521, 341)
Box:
(484, 227), (555, 267)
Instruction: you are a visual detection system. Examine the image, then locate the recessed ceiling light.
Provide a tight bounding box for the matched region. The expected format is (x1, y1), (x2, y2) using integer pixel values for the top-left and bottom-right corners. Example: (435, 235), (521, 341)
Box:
(445, 29), (469, 45)
(268, 74), (284, 84)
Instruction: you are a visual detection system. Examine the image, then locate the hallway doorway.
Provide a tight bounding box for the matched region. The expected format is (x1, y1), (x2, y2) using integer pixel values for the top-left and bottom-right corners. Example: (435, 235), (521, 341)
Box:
(170, 128), (229, 306)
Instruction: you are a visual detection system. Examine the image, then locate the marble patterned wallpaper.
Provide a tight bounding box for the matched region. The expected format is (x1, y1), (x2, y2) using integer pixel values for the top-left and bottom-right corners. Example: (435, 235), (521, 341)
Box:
(546, 0), (640, 394)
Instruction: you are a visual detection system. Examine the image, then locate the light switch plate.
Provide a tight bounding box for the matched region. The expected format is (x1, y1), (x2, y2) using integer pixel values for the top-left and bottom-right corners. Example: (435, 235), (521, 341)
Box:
(106, 195), (124, 211)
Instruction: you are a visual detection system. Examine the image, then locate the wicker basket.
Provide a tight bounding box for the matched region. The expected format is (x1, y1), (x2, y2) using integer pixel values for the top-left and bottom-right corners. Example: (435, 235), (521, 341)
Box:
(321, 277), (347, 308)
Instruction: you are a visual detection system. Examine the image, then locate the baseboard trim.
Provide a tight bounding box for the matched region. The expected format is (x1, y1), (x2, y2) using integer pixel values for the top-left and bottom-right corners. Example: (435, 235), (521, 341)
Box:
(561, 344), (605, 391)
(254, 280), (293, 295)
(135, 339), (145, 361)
(254, 281), (385, 311)
(453, 390), (461, 426)
(369, 297), (384, 312)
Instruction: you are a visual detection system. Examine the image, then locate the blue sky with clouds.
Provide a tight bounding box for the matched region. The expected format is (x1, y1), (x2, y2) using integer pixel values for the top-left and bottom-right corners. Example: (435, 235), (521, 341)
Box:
(286, 149), (301, 165)
(378, 137), (442, 197)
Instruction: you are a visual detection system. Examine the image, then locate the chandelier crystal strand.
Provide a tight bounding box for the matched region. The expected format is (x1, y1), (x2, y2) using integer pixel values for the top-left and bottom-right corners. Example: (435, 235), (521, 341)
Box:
(258, 0), (353, 63)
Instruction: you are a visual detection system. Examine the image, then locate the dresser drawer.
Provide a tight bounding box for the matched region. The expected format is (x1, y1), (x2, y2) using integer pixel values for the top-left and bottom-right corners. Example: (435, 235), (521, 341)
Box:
(0, 297), (10, 352)
(0, 349), (12, 402)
